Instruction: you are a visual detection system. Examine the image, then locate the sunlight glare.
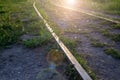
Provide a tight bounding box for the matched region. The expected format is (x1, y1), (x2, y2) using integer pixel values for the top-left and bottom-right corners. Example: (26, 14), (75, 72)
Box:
(67, 0), (76, 5)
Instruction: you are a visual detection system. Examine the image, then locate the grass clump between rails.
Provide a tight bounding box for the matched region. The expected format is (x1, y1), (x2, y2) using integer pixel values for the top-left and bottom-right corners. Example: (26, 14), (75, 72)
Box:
(111, 34), (120, 42)
(104, 48), (120, 59)
(90, 38), (107, 48)
(91, 41), (106, 48)
(100, 29), (120, 42)
(112, 24), (120, 29)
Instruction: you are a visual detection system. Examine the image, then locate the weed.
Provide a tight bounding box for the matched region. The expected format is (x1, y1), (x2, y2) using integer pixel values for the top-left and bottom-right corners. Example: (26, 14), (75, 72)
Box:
(60, 36), (77, 50)
(104, 48), (120, 59)
(23, 26), (51, 48)
(91, 39), (106, 48)
(111, 34), (120, 42)
(74, 53), (96, 80)
(0, 19), (22, 47)
(65, 64), (82, 80)
(23, 38), (41, 48)
(0, 0), (32, 47)
(100, 29), (110, 37)
(100, 29), (120, 42)
(23, 20), (52, 48)
(112, 24), (120, 29)
(23, 36), (51, 48)
(91, 42), (106, 48)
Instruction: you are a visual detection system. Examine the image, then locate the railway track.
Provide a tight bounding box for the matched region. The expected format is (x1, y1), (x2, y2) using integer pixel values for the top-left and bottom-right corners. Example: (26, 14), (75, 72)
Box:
(53, 4), (120, 24)
(33, 1), (120, 80)
(33, 2), (92, 80)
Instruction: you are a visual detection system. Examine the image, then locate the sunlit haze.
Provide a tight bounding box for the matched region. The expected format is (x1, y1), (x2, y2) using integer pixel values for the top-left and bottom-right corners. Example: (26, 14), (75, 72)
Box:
(66, 0), (76, 5)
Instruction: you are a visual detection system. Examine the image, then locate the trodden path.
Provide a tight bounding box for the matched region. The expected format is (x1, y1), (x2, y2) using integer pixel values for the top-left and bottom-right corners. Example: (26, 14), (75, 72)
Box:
(0, 44), (48, 80)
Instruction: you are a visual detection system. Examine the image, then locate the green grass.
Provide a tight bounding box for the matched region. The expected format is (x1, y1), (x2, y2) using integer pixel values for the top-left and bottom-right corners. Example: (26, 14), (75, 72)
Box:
(111, 34), (120, 42)
(112, 24), (120, 29)
(91, 41), (106, 48)
(100, 29), (120, 42)
(60, 36), (77, 50)
(100, 29), (110, 37)
(82, 0), (120, 15)
(0, 21), (22, 47)
(23, 36), (51, 48)
(23, 23), (52, 48)
(100, 28), (120, 43)
(64, 64), (82, 80)
(104, 48), (120, 59)
(0, 0), (26, 47)
(0, 0), (53, 48)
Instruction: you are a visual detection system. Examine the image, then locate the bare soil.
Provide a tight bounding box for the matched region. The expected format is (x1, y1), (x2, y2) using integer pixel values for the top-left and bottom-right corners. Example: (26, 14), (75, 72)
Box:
(0, 30), (67, 80)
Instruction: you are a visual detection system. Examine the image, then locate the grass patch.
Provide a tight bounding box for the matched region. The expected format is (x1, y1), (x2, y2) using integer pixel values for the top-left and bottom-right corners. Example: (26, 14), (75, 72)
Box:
(90, 38), (106, 48)
(0, 9), (23, 47)
(23, 35), (51, 48)
(100, 29), (120, 42)
(104, 48), (120, 59)
(112, 24), (120, 29)
(91, 41), (106, 48)
(100, 29), (110, 37)
(60, 36), (77, 50)
(0, 0), (36, 48)
(0, 0), (53, 48)
(65, 64), (82, 80)
(0, 22), (22, 47)
(111, 34), (120, 42)
(23, 21), (52, 48)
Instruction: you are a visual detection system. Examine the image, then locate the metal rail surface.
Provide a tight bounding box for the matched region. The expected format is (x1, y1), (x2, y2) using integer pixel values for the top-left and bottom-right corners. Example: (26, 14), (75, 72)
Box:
(33, 2), (92, 80)
(54, 4), (120, 24)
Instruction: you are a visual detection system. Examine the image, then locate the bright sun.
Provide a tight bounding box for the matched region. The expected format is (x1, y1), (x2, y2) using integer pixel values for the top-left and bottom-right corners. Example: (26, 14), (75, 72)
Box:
(67, 0), (76, 5)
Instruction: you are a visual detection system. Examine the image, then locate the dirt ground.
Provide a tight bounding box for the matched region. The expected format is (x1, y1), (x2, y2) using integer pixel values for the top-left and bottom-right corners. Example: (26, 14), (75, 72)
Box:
(0, 38), (67, 80)
(0, 44), (46, 80)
